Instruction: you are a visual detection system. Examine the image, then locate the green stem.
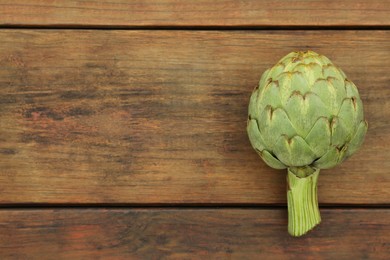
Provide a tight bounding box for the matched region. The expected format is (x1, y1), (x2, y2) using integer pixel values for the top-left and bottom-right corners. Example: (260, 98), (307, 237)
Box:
(287, 167), (321, 237)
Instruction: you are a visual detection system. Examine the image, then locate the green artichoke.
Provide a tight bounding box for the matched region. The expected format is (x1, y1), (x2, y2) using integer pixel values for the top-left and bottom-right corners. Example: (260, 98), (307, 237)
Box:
(247, 51), (367, 236)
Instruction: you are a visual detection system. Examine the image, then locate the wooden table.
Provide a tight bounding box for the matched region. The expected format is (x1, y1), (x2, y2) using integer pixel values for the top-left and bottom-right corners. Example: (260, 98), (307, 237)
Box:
(0, 1), (389, 258)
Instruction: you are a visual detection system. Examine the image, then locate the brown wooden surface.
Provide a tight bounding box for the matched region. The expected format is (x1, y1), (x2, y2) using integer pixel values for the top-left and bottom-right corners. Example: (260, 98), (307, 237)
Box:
(0, 30), (389, 204)
(0, 208), (388, 259)
(1, 1), (389, 258)
(1, 0), (389, 27)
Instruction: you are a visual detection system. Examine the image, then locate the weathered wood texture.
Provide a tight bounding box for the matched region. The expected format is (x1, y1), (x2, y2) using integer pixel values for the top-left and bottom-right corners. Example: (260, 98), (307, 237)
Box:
(0, 30), (389, 204)
(1, 1), (389, 27)
(0, 209), (389, 259)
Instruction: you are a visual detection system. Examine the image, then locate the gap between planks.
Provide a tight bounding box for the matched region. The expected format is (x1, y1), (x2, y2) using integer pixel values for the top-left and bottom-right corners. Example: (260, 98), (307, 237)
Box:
(0, 204), (389, 210)
(0, 25), (389, 30)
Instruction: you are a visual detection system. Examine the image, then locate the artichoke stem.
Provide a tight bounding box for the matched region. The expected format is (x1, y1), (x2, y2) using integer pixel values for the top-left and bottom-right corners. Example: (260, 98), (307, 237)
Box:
(287, 167), (321, 237)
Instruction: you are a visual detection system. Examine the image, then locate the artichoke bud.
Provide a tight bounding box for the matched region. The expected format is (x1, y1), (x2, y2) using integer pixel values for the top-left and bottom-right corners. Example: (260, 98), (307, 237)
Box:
(247, 51), (367, 236)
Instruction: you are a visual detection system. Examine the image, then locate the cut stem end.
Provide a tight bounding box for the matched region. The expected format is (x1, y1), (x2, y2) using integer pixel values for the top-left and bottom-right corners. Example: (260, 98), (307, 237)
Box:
(287, 167), (321, 237)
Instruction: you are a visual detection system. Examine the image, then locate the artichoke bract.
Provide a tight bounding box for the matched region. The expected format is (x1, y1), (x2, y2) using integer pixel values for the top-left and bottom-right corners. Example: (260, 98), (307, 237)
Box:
(247, 51), (367, 236)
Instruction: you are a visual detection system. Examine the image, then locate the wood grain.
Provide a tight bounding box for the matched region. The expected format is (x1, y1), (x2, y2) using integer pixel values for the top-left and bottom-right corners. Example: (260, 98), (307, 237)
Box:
(0, 208), (389, 259)
(1, 0), (389, 27)
(0, 30), (389, 204)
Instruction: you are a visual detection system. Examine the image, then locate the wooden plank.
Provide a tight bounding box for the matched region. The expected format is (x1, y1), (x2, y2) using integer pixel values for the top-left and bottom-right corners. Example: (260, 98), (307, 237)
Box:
(0, 208), (389, 258)
(0, 30), (389, 204)
(0, 1), (389, 27)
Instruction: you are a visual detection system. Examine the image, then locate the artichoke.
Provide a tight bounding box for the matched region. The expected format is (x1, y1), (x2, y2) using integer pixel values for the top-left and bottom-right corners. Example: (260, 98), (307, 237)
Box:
(247, 51), (367, 236)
